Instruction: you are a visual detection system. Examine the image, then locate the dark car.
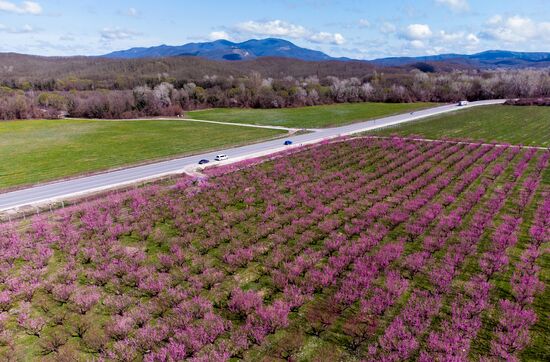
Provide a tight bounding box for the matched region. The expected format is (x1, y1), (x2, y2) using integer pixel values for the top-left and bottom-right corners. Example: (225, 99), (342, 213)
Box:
(284, 140), (293, 145)
(198, 159), (209, 165)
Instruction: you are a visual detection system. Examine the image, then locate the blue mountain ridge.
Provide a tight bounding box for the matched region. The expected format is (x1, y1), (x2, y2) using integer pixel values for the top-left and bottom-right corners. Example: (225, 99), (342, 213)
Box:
(103, 38), (550, 68)
(104, 38), (339, 61)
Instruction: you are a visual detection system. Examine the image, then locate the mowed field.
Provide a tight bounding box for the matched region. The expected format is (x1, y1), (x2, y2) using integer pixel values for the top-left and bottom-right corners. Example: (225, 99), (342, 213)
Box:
(187, 102), (437, 128)
(0, 119), (285, 189)
(0, 137), (547, 361)
(370, 105), (550, 147)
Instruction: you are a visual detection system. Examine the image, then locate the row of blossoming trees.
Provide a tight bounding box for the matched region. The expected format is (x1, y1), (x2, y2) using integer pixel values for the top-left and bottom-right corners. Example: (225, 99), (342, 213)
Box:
(0, 136), (548, 361)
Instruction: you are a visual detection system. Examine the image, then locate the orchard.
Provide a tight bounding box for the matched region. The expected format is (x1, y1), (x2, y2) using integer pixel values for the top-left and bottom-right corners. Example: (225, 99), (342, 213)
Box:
(0, 136), (548, 361)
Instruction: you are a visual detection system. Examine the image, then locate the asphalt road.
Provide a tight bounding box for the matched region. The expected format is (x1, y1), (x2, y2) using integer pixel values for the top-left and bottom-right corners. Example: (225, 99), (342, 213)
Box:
(0, 100), (505, 212)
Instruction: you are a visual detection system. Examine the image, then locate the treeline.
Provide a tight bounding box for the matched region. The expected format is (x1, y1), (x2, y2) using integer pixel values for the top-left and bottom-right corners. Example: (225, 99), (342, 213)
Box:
(505, 98), (550, 106)
(1, 67), (550, 120)
(0, 54), (381, 90)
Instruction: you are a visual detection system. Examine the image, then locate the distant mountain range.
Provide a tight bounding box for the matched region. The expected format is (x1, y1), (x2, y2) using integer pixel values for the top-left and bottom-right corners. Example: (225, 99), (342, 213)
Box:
(104, 38), (343, 62)
(104, 38), (550, 69)
(370, 50), (550, 68)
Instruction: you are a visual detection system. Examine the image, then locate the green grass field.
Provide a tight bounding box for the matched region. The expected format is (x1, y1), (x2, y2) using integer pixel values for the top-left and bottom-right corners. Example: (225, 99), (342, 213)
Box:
(0, 119), (285, 189)
(187, 102), (437, 129)
(369, 105), (550, 147)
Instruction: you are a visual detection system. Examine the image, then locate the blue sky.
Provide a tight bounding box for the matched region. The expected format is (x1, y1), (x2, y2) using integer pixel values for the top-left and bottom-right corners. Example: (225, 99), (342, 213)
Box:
(1, 0), (549, 58)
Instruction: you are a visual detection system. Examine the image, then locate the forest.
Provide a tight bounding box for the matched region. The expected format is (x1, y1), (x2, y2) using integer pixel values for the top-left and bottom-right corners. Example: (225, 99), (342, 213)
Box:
(1, 54), (549, 119)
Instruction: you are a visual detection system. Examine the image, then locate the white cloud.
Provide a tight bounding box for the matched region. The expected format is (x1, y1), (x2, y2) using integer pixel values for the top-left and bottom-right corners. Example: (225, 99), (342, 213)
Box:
(59, 34), (75, 41)
(410, 40), (425, 49)
(310, 32), (345, 45)
(487, 15), (502, 25)
(358, 19), (370, 28)
(126, 7), (138, 17)
(438, 30), (464, 42)
(100, 27), (141, 41)
(440, 30), (480, 46)
(0, 23), (37, 33)
(12, 23), (34, 33)
(403, 24), (432, 40)
(433, 30), (480, 45)
(234, 19), (345, 45)
(435, 0), (469, 12)
(397, 26), (483, 56)
(0, 1), (42, 14)
(466, 33), (479, 44)
(236, 20), (309, 38)
(209, 31), (231, 40)
(481, 15), (550, 43)
(380, 22), (396, 34)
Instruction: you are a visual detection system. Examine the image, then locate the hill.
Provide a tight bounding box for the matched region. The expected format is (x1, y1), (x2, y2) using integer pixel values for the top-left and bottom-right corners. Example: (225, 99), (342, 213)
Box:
(103, 38), (339, 61)
(372, 50), (550, 68)
(102, 37), (550, 68)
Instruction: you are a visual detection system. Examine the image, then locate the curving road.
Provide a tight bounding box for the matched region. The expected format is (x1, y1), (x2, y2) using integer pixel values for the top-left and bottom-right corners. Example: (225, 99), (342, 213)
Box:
(0, 100), (505, 212)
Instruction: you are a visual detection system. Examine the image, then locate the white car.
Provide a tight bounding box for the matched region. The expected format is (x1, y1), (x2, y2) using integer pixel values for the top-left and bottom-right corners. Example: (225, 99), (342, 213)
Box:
(458, 100), (468, 106)
(214, 154), (228, 161)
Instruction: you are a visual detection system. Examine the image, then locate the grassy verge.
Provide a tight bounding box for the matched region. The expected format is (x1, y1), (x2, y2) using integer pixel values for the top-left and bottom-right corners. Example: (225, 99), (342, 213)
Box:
(0, 119), (285, 189)
(368, 105), (550, 147)
(187, 102), (437, 129)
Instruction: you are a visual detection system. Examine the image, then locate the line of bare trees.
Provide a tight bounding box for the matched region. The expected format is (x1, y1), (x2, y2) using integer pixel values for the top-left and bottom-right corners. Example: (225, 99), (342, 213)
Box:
(1, 68), (549, 120)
